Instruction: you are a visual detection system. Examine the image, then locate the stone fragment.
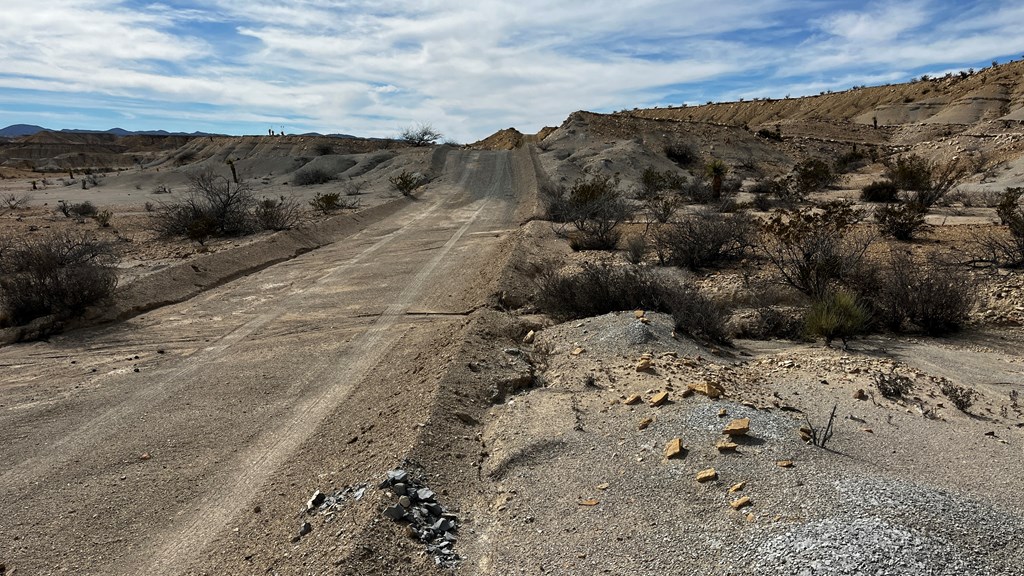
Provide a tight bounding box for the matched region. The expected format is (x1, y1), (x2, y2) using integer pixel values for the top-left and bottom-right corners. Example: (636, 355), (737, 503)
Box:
(636, 357), (653, 371)
(393, 483), (408, 496)
(663, 438), (686, 460)
(383, 505), (406, 520)
(455, 412), (479, 426)
(776, 460), (795, 468)
(578, 498), (599, 506)
(571, 347), (585, 356)
(688, 381), (725, 399)
(746, 513), (756, 523)
(798, 426), (813, 442)
(624, 394), (642, 405)
(718, 408), (728, 418)
(523, 330), (535, 344)
(696, 468), (718, 483)
(730, 496), (752, 510)
(722, 418), (750, 436)
(634, 309), (646, 318)
(596, 482), (610, 490)
(298, 522), (313, 537)
(416, 488), (436, 502)
(853, 388), (868, 400)
(638, 416), (654, 430)
(650, 391), (669, 407)
(140, 452), (151, 461)
(716, 440), (739, 452)
(729, 481), (746, 493)
(399, 496), (412, 508)
(307, 490), (326, 512)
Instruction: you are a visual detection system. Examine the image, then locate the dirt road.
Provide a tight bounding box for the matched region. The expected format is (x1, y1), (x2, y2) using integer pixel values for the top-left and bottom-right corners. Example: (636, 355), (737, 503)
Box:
(0, 149), (532, 575)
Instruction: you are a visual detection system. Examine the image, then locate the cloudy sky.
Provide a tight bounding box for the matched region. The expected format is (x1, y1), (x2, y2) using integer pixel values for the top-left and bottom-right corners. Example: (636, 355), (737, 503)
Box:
(0, 1), (1022, 141)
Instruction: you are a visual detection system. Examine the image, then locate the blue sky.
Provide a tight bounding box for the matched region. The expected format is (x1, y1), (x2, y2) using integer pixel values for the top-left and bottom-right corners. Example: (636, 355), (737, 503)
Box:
(1, 1), (1022, 142)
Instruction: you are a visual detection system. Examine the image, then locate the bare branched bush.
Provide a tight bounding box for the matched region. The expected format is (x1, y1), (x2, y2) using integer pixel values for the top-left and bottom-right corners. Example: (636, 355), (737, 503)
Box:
(940, 381), (977, 412)
(792, 158), (839, 196)
(155, 169), (257, 243)
(760, 201), (873, 299)
(2, 192), (31, 210)
(875, 201), (927, 241)
(870, 250), (975, 334)
(544, 175), (631, 250)
(873, 369), (913, 399)
(254, 196), (303, 230)
(400, 123), (442, 147)
(0, 231), (118, 326)
(623, 235), (646, 264)
(533, 262), (674, 321)
(655, 210), (755, 270)
(669, 283), (730, 344)
(309, 192), (358, 214)
(861, 180), (899, 203)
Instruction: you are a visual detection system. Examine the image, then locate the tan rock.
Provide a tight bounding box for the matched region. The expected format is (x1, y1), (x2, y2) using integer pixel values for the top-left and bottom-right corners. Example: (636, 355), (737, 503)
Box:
(746, 513), (756, 523)
(663, 438), (686, 460)
(716, 440), (739, 452)
(776, 460), (795, 468)
(636, 357), (653, 371)
(523, 330), (535, 344)
(634, 309), (646, 318)
(578, 498), (599, 506)
(730, 496), (752, 510)
(722, 417), (750, 436)
(596, 482), (610, 490)
(649, 391), (669, 407)
(639, 317), (651, 324)
(571, 347), (585, 356)
(798, 426), (813, 442)
(853, 388), (868, 400)
(638, 416), (654, 430)
(624, 394), (642, 405)
(729, 481), (746, 493)
(688, 381), (725, 399)
(696, 468), (718, 483)
(718, 408), (728, 418)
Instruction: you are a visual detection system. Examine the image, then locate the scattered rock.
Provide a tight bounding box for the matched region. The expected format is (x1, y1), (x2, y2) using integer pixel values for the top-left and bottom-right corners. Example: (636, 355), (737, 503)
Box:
(523, 330), (535, 344)
(399, 496), (412, 508)
(799, 426), (813, 442)
(454, 412), (479, 426)
(730, 496), (752, 510)
(853, 389), (868, 400)
(776, 460), (795, 468)
(718, 408), (728, 418)
(636, 357), (653, 372)
(696, 468), (718, 483)
(383, 504), (406, 521)
(722, 418), (750, 436)
(649, 391), (669, 406)
(571, 347), (585, 356)
(638, 416), (654, 430)
(596, 482), (610, 490)
(578, 498), (600, 506)
(729, 481), (746, 493)
(716, 440), (739, 452)
(688, 381), (725, 399)
(664, 438), (687, 460)
(624, 394), (642, 405)
(139, 452), (151, 461)
(307, 490), (326, 513)
(634, 309), (646, 319)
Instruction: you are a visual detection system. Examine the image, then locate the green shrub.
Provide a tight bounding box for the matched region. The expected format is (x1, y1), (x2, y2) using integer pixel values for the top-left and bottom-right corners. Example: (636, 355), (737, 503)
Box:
(792, 158), (838, 196)
(95, 209), (112, 228)
(756, 128), (783, 141)
(655, 210), (755, 270)
(861, 180), (899, 202)
(254, 196), (303, 230)
(875, 201), (927, 240)
(389, 170), (424, 196)
(940, 382), (977, 412)
(638, 167), (683, 199)
(545, 175), (631, 250)
(805, 290), (869, 347)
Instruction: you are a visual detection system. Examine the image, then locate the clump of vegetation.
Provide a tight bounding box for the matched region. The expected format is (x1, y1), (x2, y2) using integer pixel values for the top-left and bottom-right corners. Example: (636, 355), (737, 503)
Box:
(940, 381), (977, 412)
(875, 201), (927, 241)
(623, 235), (646, 264)
(254, 196), (303, 230)
(861, 180), (899, 202)
(655, 210), (755, 270)
(804, 289), (869, 347)
(533, 262), (674, 321)
(705, 159), (728, 200)
(155, 169), (258, 243)
(389, 170), (425, 196)
(400, 123), (442, 147)
(637, 167), (683, 199)
(314, 143), (335, 156)
(2, 192), (31, 210)
(873, 369), (913, 399)
(972, 187), (1024, 267)
(835, 147), (869, 173)
(664, 142), (698, 166)
(292, 166), (334, 186)
(0, 231), (118, 327)
(760, 201), (872, 298)
(756, 127), (783, 141)
(791, 158), (839, 197)
(669, 283), (730, 344)
(95, 209), (113, 228)
(543, 175), (631, 250)
(309, 191), (358, 214)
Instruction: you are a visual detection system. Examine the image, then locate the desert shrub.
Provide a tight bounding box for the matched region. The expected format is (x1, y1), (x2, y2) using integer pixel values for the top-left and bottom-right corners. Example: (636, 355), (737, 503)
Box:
(884, 154), (932, 192)
(254, 196), (303, 230)
(152, 185), (172, 194)
(314, 143), (335, 156)
(940, 382), (977, 412)
(792, 158), (838, 196)
(546, 175), (631, 250)
(310, 191), (357, 214)
(0, 231), (118, 326)
(681, 179), (715, 204)
(69, 201), (98, 218)
(292, 166), (334, 186)
(389, 170), (425, 196)
(95, 209), (113, 228)
(756, 127), (783, 141)
(873, 369), (913, 399)
(644, 193), (679, 223)
(155, 169), (257, 242)
(875, 201), (927, 240)
(705, 159), (728, 199)
(861, 180), (899, 202)
(835, 148), (869, 173)
(623, 235), (646, 264)
(2, 192), (31, 210)
(144, 201), (155, 212)
(870, 250), (975, 334)
(670, 284), (730, 344)
(638, 167), (683, 199)
(996, 187), (1024, 226)
(804, 289), (869, 347)
(533, 262), (674, 320)
(885, 154), (966, 208)
(400, 123), (442, 146)
(760, 201), (873, 298)
(655, 210), (755, 270)
(342, 178), (368, 196)
(664, 142), (698, 166)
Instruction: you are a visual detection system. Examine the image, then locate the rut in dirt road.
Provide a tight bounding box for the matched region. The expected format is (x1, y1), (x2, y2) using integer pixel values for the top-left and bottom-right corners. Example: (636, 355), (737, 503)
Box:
(0, 149), (530, 575)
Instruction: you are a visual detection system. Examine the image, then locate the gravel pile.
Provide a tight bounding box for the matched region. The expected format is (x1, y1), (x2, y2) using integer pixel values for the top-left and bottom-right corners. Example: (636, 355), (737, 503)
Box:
(379, 469), (461, 568)
(724, 476), (1024, 576)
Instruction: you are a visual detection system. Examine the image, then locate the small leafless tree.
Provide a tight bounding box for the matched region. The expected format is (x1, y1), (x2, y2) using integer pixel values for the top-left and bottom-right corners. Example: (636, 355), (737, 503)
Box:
(400, 123), (442, 147)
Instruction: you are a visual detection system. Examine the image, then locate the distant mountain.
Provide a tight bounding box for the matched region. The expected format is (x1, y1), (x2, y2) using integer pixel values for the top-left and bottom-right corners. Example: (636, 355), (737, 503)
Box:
(0, 124), (47, 137)
(0, 124), (222, 138)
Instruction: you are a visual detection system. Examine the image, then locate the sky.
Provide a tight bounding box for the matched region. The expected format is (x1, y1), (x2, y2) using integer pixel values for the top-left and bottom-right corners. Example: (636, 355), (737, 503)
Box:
(0, 1), (1022, 142)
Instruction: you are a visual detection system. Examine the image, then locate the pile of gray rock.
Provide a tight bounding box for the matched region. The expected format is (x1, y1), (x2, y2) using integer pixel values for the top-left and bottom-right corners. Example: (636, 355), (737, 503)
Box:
(380, 469), (460, 568)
